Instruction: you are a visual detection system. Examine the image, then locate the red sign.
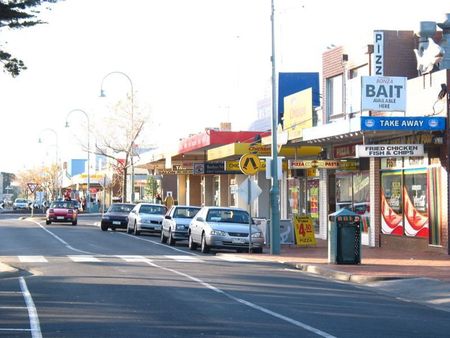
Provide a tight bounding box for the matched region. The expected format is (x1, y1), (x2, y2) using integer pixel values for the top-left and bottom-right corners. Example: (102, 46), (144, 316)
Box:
(27, 183), (38, 193)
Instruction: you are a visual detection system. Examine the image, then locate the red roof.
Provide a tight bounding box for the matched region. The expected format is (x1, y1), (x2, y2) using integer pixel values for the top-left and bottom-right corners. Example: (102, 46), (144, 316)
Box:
(178, 130), (270, 154)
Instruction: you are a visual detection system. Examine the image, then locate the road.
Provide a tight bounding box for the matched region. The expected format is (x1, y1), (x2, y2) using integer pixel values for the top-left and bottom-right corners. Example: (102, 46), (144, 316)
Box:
(1, 214), (449, 337)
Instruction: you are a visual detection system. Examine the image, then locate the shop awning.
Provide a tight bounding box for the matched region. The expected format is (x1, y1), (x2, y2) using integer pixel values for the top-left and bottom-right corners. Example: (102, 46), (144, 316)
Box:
(207, 143), (322, 161)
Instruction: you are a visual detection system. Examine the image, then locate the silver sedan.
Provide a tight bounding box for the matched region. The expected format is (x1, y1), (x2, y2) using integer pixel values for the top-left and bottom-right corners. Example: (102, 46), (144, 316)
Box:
(188, 206), (264, 254)
(161, 205), (201, 246)
(127, 203), (167, 236)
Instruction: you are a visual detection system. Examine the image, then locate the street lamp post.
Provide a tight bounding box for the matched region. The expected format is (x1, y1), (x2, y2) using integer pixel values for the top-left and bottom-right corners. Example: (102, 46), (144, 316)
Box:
(270, 0), (281, 255)
(66, 109), (91, 212)
(38, 128), (60, 199)
(100, 71), (135, 203)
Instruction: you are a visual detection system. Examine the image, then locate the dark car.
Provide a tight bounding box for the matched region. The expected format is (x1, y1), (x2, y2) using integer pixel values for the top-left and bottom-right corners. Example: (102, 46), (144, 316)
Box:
(46, 200), (78, 225)
(101, 203), (135, 231)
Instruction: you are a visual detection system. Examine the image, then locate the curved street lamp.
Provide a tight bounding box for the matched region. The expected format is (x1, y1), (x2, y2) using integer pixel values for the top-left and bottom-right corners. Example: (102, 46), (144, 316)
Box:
(99, 71), (135, 203)
(65, 109), (91, 212)
(38, 128), (60, 199)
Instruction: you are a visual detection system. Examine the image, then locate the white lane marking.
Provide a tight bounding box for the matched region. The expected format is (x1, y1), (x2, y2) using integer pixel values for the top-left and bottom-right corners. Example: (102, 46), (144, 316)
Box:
(144, 261), (336, 338)
(118, 232), (202, 256)
(27, 219), (94, 255)
(18, 256), (48, 263)
(164, 255), (202, 262)
(217, 255), (254, 262)
(19, 277), (42, 338)
(68, 255), (100, 262)
(0, 306), (28, 309)
(0, 328), (32, 332)
(117, 255), (152, 262)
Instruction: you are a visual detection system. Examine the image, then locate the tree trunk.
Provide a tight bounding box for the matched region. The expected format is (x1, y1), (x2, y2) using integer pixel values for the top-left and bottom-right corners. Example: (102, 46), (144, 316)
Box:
(122, 166), (128, 203)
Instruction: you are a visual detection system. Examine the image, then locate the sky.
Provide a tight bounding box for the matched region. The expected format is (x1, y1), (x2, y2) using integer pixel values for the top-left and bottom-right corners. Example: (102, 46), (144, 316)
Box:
(0, 0), (448, 173)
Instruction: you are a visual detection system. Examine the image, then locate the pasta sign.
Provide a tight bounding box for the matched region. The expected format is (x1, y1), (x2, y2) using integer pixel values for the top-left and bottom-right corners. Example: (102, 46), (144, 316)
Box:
(361, 76), (406, 112)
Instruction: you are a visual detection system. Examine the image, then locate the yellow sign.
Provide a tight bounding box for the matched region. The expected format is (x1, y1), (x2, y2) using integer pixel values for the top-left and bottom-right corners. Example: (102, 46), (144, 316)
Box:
(283, 88), (313, 141)
(239, 153), (261, 175)
(293, 214), (317, 247)
(289, 160), (340, 169)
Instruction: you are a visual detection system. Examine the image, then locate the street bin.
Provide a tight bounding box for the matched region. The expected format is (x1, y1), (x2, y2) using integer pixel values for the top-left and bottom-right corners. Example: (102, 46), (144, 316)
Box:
(328, 208), (361, 264)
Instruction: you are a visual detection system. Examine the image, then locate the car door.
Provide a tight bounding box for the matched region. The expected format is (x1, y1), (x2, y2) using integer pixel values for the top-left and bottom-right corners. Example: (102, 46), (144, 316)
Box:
(128, 205), (139, 229)
(190, 208), (204, 243)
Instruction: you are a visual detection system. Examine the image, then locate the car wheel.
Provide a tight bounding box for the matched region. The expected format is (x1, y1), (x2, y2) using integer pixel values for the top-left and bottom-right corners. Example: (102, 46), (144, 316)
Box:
(127, 224), (133, 234)
(188, 234), (197, 251)
(133, 222), (140, 236)
(160, 229), (167, 243)
(167, 230), (176, 246)
(252, 247), (263, 254)
(101, 223), (108, 231)
(46, 220), (51, 225)
(201, 233), (210, 254)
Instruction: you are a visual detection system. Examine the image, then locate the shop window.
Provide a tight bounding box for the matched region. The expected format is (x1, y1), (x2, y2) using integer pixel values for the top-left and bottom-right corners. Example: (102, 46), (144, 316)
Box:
(336, 171), (370, 233)
(381, 169), (429, 238)
(326, 74), (343, 121)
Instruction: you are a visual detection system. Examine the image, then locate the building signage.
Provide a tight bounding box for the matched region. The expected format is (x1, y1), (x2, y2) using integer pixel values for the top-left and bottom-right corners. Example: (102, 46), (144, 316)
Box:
(333, 143), (359, 159)
(289, 160), (340, 169)
(356, 144), (424, 157)
(361, 116), (445, 131)
(361, 76), (406, 112)
(373, 31), (384, 76)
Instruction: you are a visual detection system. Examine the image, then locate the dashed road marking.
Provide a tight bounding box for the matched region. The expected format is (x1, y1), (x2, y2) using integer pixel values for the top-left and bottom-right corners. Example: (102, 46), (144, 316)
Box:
(18, 256), (48, 263)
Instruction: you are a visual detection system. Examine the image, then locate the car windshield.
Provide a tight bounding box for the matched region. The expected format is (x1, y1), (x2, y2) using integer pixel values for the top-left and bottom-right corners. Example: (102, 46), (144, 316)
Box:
(173, 207), (200, 218)
(139, 205), (166, 215)
(206, 209), (249, 224)
(51, 201), (74, 209)
(16, 199), (27, 203)
(109, 204), (134, 213)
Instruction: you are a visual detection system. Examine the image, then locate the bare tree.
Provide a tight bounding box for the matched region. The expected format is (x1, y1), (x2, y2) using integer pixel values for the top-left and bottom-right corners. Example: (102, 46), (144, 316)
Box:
(14, 164), (59, 201)
(92, 94), (148, 202)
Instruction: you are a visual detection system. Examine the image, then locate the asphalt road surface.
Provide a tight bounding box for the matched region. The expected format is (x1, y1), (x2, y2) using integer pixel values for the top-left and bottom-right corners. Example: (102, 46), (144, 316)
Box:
(1, 214), (449, 337)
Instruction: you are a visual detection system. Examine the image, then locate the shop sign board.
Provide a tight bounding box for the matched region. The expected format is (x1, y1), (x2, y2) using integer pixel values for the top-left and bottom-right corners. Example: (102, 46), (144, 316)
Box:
(289, 159), (340, 169)
(361, 116), (445, 131)
(356, 144), (424, 157)
(361, 76), (406, 112)
(293, 214), (317, 247)
(373, 31), (384, 75)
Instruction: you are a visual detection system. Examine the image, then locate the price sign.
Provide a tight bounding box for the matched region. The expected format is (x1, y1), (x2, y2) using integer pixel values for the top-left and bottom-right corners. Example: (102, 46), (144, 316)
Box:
(293, 214), (317, 247)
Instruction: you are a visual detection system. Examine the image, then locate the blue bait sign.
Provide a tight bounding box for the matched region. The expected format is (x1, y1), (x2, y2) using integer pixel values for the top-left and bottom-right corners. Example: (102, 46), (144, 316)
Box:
(361, 116), (446, 131)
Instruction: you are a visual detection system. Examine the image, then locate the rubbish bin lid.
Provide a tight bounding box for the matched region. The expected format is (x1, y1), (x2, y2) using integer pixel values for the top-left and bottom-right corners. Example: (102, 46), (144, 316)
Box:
(328, 208), (360, 222)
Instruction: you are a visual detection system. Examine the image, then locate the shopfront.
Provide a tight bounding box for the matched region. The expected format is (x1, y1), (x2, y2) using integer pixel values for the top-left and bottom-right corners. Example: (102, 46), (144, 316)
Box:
(380, 155), (443, 245)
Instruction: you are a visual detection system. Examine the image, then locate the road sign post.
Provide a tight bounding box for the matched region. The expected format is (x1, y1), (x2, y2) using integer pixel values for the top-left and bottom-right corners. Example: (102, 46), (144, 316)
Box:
(239, 154), (262, 253)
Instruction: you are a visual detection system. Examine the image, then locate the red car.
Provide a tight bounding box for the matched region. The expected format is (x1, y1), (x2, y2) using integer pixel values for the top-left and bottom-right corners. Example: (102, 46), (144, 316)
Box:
(46, 200), (78, 225)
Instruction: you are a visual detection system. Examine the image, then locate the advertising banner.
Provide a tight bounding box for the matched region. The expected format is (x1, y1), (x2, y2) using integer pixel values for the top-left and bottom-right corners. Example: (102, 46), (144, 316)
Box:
(293, 214), (317, 247)
(361, 76), (406, 112)
(356, 144), (424, 157)
(361, 116), (445, 131)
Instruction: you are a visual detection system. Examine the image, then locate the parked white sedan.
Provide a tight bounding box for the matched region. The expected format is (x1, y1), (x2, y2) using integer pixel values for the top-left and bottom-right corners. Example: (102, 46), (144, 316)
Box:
(188, 206), (264, 253)
(161, 205), (201, 246)
(127, 203), (167, 236)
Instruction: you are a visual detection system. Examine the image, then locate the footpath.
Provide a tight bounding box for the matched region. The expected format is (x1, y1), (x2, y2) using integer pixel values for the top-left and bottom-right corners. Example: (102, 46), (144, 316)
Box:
(1, 211), (449, 312)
